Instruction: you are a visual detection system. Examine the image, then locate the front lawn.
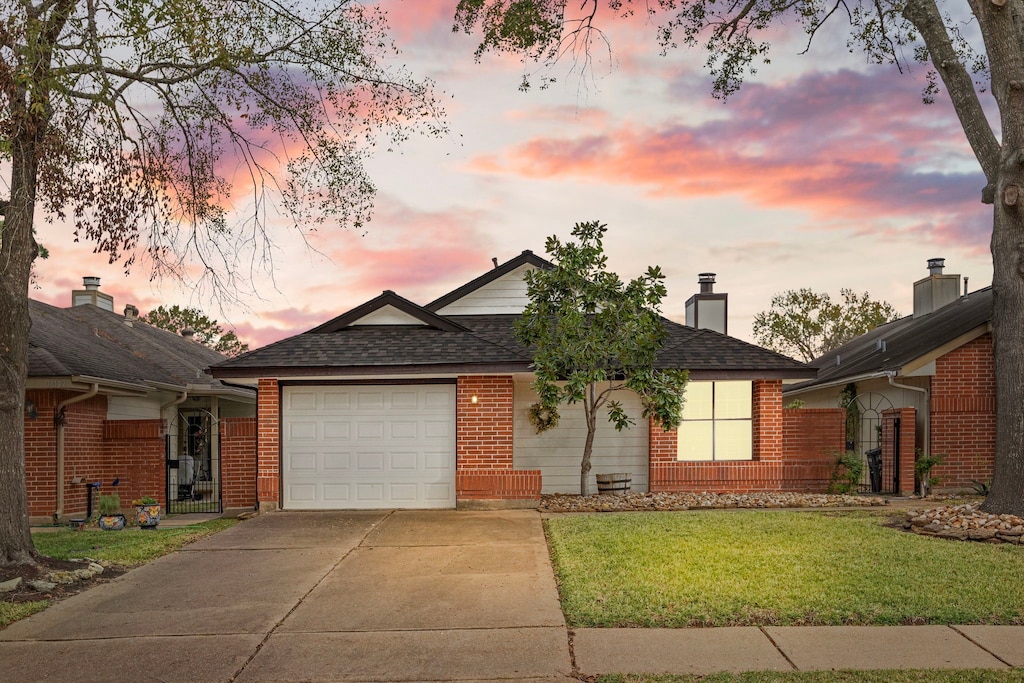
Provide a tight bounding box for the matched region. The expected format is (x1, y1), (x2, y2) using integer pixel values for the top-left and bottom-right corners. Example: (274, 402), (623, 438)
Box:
(598, 672), (1024, 683)
(1, 519), (237, 628)
(546, 511), (1024, 627)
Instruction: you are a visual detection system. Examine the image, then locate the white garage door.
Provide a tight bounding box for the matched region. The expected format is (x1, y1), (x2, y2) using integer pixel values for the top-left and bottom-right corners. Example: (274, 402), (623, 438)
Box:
(282, 384), (456, 509)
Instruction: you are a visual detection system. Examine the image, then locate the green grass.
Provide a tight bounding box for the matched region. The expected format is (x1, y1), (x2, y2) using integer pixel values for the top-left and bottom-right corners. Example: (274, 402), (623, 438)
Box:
(546, 511), (1024, 627)
(598, 672), (1024, 683)
(1, 519), (237, 629)
(32, 518), (237, 565)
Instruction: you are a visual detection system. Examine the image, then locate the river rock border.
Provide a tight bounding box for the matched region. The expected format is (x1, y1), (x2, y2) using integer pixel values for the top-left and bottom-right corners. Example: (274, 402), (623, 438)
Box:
(902, 504), (1024, 544)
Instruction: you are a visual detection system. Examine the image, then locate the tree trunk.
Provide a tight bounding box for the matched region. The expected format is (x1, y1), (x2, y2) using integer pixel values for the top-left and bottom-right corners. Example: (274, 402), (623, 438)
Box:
(580, 388), (598, 496)
(0, 123), (43, 566)
(981, 188), (1024, 517)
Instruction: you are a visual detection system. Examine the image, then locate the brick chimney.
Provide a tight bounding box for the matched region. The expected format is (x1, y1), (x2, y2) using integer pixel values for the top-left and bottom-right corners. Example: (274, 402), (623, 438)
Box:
(71, 277), (114, 312)
(685, 273), (728, 334)
(913, 258), (961, 317)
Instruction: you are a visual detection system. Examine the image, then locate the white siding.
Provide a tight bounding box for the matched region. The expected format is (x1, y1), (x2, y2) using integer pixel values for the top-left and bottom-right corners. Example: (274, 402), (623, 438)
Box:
(435, 264), (535, 315)
(513, 379), (649, 493)
(351, 305), (428, 326)
(107, 395), (162, 420)
(219, 399), (256, 418)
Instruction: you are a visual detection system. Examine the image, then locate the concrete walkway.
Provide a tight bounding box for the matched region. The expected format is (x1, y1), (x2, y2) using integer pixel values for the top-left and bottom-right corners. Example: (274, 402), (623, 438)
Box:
(2, 509), (1022, 682)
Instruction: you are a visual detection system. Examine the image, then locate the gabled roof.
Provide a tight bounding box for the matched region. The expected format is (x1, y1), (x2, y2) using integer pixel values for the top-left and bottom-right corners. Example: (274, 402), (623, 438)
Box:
(785, 286), (993, 394)
(308, 290), (467, 333)
(212, 314), (814, 379)
(424, 250), (551, 312)
(29, 300), (253, 397)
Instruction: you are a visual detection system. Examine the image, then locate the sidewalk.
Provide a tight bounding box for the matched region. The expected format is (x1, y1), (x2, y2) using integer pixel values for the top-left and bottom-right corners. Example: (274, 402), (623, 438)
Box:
(572, 625), (1024, 677)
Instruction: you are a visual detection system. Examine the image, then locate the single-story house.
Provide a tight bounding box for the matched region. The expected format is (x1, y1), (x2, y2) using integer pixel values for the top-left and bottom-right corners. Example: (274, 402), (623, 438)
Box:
(25, 278), (256, 524)
(211, 251), (847, 511)
(784, 258), (994, 495)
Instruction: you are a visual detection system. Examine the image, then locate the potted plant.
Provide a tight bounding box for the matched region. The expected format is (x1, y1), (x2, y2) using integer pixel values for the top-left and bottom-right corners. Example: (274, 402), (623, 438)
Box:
(132, 496), (162, 528)
(97, 493), (126, 531)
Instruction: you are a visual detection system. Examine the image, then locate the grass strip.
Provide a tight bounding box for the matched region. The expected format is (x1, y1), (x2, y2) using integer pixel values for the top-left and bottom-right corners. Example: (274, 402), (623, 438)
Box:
(598, 671), (1024, 683)
(547, 510), (1024, 627)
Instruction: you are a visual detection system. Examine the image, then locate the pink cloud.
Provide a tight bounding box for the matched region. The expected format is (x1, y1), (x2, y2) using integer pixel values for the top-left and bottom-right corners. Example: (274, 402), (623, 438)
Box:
(469, 68), (990, 249)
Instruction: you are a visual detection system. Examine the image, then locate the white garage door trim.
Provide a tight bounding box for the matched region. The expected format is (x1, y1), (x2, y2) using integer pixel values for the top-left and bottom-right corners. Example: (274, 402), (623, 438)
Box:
(281, 383), (456, 509)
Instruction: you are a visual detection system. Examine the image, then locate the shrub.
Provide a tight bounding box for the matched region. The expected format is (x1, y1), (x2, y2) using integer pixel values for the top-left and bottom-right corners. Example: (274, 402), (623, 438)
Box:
(828, 450), (864, 494)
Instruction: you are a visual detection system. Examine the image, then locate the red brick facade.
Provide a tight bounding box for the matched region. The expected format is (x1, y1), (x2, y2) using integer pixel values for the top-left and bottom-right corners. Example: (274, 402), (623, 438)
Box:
(928, 334), (996, 488)
(455, 375), (541, 501)
(24, 389), (259, 522)
(221, 417), (258, 510)
(648, 380), (840, 493)
(881, 408), (917, 495)
(256, 378), (281, 509)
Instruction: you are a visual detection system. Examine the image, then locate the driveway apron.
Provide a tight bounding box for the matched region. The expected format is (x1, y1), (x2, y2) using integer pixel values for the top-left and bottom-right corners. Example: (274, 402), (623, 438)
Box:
(0, 510), (571, 682)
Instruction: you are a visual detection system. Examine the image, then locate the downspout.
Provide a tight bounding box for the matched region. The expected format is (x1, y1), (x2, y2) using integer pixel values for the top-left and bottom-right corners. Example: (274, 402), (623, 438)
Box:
(55, 383), (100, 521)
(886, 372), (930, 494)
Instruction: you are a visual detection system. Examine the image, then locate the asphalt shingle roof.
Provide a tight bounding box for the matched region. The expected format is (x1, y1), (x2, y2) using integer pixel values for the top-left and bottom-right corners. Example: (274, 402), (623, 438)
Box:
(786, 286), (993, 392)
(29, 300), (244, 391)
(213, 313), (813, 379)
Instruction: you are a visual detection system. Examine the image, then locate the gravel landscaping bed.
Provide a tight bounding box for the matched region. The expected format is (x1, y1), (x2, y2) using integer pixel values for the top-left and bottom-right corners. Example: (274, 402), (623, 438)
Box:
(901, 504), (1024, 544)
(539, 491), (891, 513)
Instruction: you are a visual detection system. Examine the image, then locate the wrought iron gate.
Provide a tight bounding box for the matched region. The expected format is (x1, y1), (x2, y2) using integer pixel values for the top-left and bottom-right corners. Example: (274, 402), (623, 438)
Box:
(848, 393), (896, 494)
(166, 410), (222, 514)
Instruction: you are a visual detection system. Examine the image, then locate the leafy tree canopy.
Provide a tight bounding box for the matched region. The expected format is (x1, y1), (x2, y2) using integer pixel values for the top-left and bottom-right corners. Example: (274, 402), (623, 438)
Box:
(515, 220), (689, 495)
(142, 305), (249, 357)
(753, 289), (900, 363)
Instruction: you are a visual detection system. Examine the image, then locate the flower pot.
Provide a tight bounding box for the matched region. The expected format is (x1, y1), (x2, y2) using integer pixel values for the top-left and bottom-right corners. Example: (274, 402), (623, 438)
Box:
(98, 513), (126, 531)
(135, 504), (161, 528)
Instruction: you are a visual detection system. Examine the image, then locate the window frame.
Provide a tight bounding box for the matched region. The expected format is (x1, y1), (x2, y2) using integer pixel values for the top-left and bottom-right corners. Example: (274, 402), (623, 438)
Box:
(676, 380), (753, 462)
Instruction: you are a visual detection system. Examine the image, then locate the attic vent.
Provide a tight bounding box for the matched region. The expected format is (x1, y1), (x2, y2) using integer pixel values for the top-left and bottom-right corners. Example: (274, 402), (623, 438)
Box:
(181, 327), (195, 340)
(876, 339), (887, 352)
(836, 355), (841, 367)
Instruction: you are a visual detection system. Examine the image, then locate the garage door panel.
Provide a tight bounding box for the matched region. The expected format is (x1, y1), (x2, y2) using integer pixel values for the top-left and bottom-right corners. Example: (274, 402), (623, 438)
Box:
(283, 385), (456, 509)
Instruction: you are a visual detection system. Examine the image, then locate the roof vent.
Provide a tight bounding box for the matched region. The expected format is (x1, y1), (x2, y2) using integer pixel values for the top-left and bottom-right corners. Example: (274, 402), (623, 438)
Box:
(180, 327), (194, 340)
(876, 339), (887, 353)
(123, 304), (139, 326)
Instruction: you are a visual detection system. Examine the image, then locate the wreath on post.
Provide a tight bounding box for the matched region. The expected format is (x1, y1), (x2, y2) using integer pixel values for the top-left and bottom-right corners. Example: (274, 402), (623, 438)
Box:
(527, 402), (560, 433)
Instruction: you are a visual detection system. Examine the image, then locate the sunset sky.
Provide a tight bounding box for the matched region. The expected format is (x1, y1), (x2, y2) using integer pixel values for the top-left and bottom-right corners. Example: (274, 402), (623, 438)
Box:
(29, 1), (993, 352)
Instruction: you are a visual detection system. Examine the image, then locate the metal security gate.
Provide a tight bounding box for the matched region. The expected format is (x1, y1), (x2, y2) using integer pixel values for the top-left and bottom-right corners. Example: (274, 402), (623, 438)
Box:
(848, 393), (895, 494)
(166, 410), (222, 514)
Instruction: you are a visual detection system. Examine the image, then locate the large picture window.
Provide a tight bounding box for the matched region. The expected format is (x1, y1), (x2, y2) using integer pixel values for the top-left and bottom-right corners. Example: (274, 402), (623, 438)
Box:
(677, 381), (753, 461)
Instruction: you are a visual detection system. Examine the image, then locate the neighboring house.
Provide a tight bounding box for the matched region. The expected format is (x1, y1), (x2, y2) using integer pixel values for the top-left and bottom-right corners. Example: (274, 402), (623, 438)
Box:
(211, 251), (836, 511)
(25, 278), (257, 524)
(784, 259), (993, 495)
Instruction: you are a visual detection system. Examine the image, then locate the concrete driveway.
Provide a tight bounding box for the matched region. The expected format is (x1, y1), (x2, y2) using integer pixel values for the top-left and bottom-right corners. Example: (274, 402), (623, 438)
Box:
(0, 510), (572, 682)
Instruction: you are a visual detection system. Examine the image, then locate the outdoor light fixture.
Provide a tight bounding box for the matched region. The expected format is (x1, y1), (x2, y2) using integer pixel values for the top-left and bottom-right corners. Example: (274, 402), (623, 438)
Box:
(25, 400), (38, 420)
(471, 395), (479, 404)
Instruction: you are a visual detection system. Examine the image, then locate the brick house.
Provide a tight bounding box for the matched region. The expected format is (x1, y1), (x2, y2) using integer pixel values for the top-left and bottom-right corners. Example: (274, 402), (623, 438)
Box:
(25, 279), (256, 524)
(784, 259), (994, 495)
(211, 252), (839, 511)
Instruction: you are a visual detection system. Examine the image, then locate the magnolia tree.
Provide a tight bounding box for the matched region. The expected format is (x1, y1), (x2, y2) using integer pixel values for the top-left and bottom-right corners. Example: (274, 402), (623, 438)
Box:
(515, 221), (689, 495)
(753, 288), (900, 362)
(456, 0), (1024, 516)
(0, 0), (444, 567)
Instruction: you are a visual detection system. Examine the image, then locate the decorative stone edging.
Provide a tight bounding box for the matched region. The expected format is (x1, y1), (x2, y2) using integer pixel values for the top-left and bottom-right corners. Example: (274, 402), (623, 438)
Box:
(901, 504), (1024, 544)
(539, 491), (889, 513)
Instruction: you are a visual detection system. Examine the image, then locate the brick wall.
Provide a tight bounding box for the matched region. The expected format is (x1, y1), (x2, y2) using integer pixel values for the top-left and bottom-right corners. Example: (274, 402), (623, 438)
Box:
(752, 380), (783, 463)
(880, 408), (917, 495)
(24, 390), (60, 518)
(455, 375), (540, 501)
(781, 407), (846, 492)
(930, 334), (995, 487)
(221, 417), (257, 510)
(256, 379), (280, 509)
(101, 419), (165, 507)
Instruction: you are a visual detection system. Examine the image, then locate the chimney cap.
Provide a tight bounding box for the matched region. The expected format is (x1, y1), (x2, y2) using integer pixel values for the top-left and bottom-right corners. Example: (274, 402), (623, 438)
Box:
(698, 272), (717, 294)
(82, 276), (101, 290)
(927, 257), (945, 275)
(698, 272), (717, 282)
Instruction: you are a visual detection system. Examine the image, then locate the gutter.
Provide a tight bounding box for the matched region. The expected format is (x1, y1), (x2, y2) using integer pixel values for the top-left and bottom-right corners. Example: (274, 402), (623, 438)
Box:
(886, 372), (930, 494)
(55, 383), (99, 521)
(783, 371), (892, 397)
